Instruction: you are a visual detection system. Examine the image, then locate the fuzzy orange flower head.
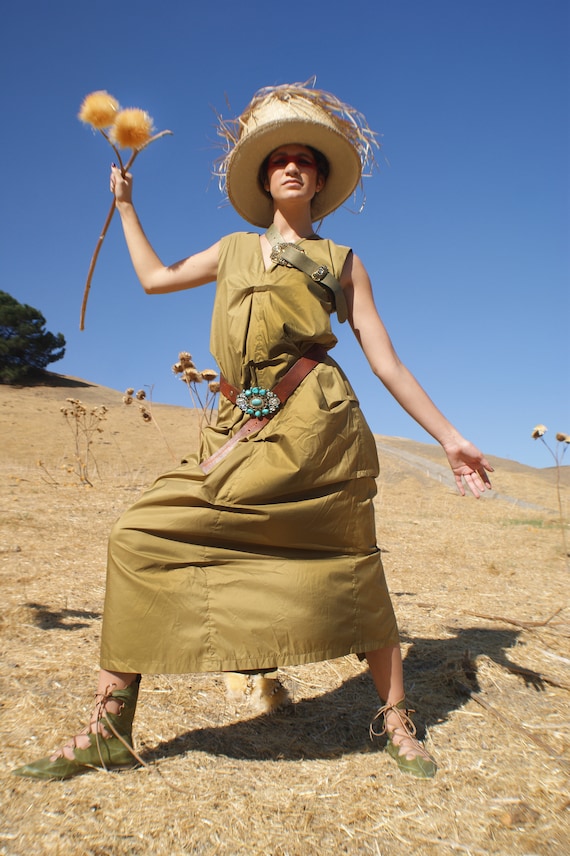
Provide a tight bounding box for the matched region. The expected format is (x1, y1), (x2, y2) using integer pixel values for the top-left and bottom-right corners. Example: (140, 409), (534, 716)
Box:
(110, 108), (154, 150)
(78, 91), (120, 129)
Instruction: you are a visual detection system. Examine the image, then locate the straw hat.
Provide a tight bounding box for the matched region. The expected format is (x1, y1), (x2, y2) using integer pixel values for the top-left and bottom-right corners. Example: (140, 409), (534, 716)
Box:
(216, 81), (378, 227)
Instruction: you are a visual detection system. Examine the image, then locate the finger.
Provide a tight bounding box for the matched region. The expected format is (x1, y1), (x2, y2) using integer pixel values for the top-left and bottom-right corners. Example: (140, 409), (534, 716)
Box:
(466, 477), (482, 499)
(462, 471), (486, 499)
(454, 474), (466, 496)
(470, 463), (492, 489)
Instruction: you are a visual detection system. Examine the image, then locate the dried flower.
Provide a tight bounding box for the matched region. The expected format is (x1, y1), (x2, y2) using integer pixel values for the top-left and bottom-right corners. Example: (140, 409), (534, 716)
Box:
(78, 91), (172, 330)
(110, 108), (154, 150)
(123, 395), (133, 405)
(530, 423), (569, 566)
(183, 367), (202, 383)
(78, 90), (120, 129)
(136, 389), (146, 401)
(140, 407), (152, 422)
(173, 349), (220, 431)
(126, 388), (135, 395)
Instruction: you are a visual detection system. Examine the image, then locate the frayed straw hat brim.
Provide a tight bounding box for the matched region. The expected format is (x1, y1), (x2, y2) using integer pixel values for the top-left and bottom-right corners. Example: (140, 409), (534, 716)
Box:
(226, 118), (362, 228)
(217, 81), (378, 227)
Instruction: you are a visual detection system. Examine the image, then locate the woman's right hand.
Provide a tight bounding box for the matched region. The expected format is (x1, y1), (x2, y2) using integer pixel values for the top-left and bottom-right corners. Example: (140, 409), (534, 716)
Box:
(110, 165), (133, 205)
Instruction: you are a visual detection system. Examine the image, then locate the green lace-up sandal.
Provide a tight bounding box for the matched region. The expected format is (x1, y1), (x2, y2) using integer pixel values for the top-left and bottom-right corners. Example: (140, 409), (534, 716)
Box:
(370, 698), (437, 779)
(12, 675), (141, 780)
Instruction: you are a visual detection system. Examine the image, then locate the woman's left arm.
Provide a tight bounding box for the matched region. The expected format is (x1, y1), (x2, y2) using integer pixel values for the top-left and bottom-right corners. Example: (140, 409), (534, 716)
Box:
(341, 252), (494, 498)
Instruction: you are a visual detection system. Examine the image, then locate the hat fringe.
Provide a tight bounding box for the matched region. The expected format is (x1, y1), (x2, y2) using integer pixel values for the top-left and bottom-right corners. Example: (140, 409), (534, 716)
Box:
(214, 78), (380, 196)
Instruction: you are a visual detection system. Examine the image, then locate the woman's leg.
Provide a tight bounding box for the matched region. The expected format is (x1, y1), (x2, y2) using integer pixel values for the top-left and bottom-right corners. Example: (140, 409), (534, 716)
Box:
(365, 646), (405, 704)
(366, 646), (436, 776)
(13, 670), (140, 779)
(53, 670), (137, 760)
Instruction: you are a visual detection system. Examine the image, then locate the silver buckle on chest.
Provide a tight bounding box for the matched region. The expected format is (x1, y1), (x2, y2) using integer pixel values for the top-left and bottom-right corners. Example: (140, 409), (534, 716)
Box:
(311, 265), (329, 282)
(270, 242), (306, 267)
(235, 387), (281, 418)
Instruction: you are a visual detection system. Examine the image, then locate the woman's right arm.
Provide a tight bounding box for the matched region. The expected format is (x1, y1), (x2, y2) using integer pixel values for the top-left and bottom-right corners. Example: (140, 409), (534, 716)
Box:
(111, 166), (219, 294)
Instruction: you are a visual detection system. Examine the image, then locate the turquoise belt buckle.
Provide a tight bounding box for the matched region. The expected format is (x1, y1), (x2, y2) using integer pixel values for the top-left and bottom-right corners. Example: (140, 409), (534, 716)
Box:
(235, 386), (281, 419)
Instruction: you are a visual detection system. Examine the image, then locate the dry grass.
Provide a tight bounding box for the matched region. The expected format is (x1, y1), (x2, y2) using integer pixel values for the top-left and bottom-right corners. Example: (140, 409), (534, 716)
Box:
(1, 375), (569, 855)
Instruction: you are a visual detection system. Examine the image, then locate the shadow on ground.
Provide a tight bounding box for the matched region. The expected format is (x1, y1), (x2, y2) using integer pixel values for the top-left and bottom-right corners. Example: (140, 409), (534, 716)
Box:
(25, 602), (101, 631)
(142, 626), (538, 764)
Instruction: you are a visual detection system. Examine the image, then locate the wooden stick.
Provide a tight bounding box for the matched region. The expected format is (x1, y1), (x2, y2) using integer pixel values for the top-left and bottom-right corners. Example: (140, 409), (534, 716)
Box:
(79, 199), (116, 330)
(79, 130), (172, 330)
(462, 607), (564, 629)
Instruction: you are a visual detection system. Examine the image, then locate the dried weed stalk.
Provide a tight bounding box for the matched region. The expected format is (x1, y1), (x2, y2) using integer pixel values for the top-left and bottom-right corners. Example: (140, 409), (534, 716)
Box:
(36, 459), (59, 486)
(172, 351), (219, 433)
(60, 398), (108, 486)
(532, 425), (569, 566)
(124, 352), (219, 458)
(123, 385), (178, 463)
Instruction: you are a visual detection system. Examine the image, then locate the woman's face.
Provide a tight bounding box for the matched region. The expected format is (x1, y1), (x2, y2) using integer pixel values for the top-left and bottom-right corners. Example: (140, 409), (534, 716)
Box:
(263, 145), (325, 207)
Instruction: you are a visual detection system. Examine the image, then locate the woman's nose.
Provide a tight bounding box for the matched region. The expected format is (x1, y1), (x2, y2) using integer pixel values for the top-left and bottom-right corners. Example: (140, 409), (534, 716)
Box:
(285, 159), (300, 174)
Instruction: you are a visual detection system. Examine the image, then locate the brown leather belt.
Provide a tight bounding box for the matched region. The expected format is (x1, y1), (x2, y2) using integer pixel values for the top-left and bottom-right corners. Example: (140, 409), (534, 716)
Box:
(199, 344), (327, 474)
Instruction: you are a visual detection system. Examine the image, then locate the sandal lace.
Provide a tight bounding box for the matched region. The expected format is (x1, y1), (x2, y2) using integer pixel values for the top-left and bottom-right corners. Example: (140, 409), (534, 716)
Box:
(369, 700), (417, 741)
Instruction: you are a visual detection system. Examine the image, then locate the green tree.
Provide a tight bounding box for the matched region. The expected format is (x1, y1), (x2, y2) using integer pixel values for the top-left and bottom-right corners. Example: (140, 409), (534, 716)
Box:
(0, 291), (66, 383)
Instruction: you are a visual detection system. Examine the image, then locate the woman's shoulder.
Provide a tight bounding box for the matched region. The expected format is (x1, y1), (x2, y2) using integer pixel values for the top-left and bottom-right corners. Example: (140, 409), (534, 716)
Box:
(217, 231), (261, 272)
(317, 235), (351, 251)
(309, 236), (352, 275)
(219, 231), (259, 248)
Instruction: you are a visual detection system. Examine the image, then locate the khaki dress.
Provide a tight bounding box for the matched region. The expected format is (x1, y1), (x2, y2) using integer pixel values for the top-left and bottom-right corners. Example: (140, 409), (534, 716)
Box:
(100, 232), (399, 674)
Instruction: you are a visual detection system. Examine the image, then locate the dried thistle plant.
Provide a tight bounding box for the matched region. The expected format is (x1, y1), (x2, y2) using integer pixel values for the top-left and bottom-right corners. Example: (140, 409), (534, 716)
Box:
(532, 424), (569, 566)
(123, 352), (219, 462)
(36, 459), (59, 486)
(60, 398), (108, 486)
(172, 351), (219, 431)
(123, 385), (177, 462)
(77, 90), (173, 330)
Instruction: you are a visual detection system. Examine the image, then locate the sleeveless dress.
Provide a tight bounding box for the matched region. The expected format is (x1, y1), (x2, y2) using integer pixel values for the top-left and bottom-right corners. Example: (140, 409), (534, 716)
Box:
(99, 232), (399, 674)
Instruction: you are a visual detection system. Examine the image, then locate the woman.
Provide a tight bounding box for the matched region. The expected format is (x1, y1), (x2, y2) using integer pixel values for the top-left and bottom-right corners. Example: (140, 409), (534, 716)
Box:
(14, 82), (492, 781)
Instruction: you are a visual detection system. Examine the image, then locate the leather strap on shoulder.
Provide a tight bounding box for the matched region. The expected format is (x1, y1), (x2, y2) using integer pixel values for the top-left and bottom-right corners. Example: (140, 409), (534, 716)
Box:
(265, 225), (348, 323)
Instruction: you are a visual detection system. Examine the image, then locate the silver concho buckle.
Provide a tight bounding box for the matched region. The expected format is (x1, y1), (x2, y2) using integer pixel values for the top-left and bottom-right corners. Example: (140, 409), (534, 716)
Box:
(311, 265), (329, 282)
(235, 386), (281, 419)
(270, 242), (305, 267)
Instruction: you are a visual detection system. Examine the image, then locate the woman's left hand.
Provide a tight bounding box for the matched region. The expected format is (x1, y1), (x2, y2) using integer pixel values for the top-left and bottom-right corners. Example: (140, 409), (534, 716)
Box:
(442, 439), (494, 498)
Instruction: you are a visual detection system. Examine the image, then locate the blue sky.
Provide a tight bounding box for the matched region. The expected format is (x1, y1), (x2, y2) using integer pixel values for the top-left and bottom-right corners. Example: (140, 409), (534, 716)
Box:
(1, 0), (568, 468)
